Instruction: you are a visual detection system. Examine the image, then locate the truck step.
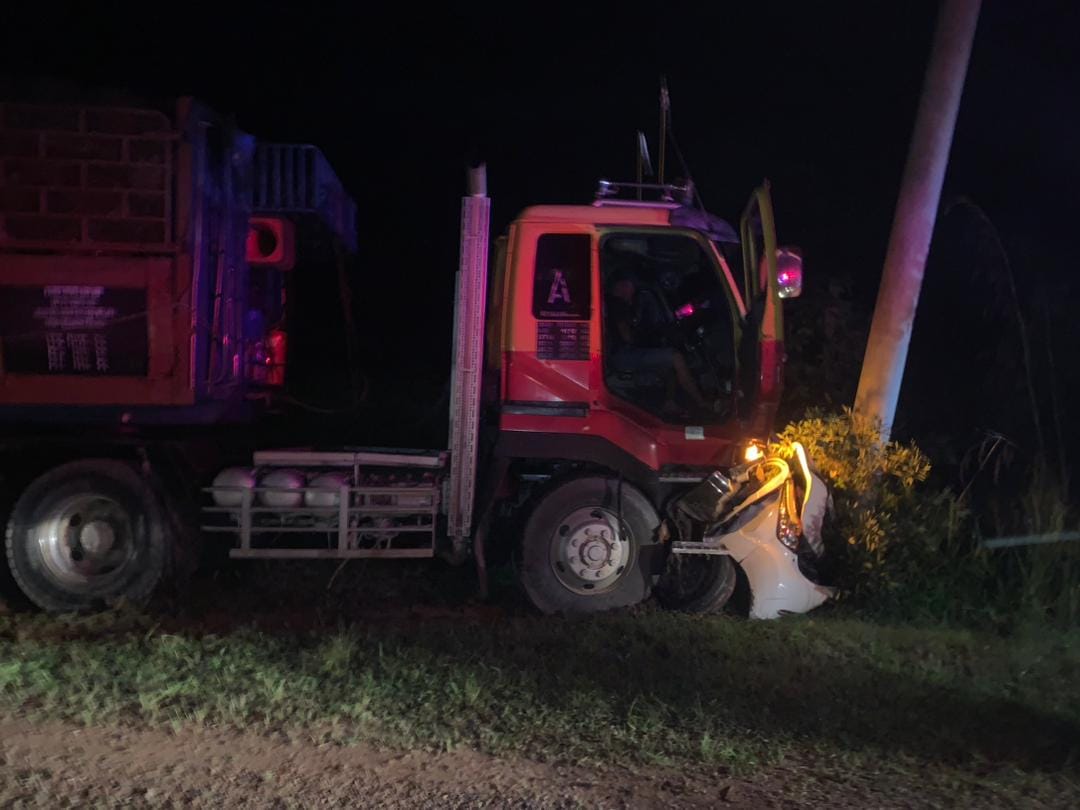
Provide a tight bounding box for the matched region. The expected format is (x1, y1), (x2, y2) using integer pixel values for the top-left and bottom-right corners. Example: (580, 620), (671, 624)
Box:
(670, 540), (731, 557)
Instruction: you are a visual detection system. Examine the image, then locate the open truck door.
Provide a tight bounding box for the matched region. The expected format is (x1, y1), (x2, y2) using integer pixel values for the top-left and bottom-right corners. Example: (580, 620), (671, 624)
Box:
(738, 183), (802, 437)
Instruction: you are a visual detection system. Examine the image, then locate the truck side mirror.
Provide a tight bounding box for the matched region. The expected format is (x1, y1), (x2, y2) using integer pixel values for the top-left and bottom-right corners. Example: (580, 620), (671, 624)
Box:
(776, 246), (803, 299)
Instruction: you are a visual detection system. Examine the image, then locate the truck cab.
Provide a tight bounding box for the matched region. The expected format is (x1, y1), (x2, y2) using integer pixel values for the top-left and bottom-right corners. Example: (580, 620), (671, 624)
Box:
(490, 186), (794, 475)
(471, 181), (805, 614)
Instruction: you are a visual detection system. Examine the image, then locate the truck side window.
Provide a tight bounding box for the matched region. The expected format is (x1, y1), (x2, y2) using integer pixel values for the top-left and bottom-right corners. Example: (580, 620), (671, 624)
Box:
(532, 234), (591, 320)
(600, 232), (737, 423)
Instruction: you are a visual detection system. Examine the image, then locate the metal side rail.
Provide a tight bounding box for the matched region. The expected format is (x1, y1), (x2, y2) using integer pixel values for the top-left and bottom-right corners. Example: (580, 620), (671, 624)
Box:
(201, 484), (440, 559)
(253, 143), (358, 252)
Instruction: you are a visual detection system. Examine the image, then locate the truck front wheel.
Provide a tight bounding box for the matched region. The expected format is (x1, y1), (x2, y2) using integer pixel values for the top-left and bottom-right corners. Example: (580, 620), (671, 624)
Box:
(5, 460), (169, 613)
(519, 476), (660, 614)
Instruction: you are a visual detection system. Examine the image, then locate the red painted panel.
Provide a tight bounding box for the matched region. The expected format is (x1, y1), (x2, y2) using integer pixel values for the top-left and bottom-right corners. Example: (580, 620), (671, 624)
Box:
(501, 351), (746, 471)
(0, 253), (192, 406)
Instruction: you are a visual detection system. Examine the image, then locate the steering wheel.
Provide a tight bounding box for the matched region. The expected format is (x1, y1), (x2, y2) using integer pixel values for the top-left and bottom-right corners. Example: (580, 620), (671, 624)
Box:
(672, 293), (732, 402)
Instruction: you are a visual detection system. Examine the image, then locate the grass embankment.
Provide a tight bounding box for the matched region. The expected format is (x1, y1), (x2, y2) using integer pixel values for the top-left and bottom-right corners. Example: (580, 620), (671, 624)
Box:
(1, 569), (1078, 805)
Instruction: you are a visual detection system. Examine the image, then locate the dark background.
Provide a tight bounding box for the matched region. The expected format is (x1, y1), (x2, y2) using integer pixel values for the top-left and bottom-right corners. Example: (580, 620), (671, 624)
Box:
(2, 2), (1077, 484)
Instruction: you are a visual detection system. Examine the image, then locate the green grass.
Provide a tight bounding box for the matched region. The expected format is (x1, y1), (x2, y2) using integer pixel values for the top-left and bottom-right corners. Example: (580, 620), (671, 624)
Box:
(0, 560), (1078, 805)
(1, 598), (1078, 799)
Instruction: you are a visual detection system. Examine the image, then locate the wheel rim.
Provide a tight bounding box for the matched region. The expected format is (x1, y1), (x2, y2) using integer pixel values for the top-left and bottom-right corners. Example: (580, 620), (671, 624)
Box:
(35, 494), (138, 593)
(549, 506), (634, 595)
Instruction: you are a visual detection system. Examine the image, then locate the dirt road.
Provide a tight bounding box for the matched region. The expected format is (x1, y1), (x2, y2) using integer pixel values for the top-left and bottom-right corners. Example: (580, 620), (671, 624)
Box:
(1, 715), (777, 809)
(9, 712), (1071, 809)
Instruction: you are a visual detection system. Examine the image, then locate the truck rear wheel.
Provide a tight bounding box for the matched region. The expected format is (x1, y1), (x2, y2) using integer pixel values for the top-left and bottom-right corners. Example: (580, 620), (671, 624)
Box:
(5, 460), (169, 613)
(519, 476), (660, 614)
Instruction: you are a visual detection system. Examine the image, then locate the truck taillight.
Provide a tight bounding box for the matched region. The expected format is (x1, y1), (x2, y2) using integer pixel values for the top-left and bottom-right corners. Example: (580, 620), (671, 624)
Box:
(267, 329), (286, 386)
(246, 217), (295, 271)
(246, 329), (287, 387)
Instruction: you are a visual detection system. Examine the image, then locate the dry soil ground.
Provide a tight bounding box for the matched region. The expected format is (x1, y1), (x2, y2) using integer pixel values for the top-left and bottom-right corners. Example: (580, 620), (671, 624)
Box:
(0, 713), (1009, 810)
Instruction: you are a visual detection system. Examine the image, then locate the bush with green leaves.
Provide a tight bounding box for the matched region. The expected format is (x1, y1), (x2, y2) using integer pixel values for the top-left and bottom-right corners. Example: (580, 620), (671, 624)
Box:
(775, 409), (982, 622)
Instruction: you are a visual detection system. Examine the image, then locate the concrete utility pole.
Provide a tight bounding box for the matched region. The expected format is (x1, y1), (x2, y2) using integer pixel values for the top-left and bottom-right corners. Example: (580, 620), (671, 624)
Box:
(854, 0), (981, 439)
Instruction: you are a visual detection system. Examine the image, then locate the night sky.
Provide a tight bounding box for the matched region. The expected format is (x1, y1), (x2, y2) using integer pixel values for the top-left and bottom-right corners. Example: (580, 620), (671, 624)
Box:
(2, 2), (1077, 458)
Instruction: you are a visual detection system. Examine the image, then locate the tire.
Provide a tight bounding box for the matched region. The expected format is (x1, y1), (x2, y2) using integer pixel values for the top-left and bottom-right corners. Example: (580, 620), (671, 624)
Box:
(519, 476), (661, 614)
(5, 460), (169, 613)
(655, 554), (737, 614)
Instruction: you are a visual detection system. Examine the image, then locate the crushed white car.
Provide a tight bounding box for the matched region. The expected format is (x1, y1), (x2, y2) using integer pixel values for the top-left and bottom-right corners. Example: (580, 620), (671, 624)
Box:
(665, 442), (835, 619)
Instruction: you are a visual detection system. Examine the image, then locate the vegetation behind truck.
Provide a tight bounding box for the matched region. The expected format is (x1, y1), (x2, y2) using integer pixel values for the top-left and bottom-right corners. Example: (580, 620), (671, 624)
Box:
(0, 96), (832, 618)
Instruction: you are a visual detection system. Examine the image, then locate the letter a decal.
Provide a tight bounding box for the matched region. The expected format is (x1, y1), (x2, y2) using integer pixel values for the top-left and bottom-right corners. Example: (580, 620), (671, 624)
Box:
(547, 270), (572, 305)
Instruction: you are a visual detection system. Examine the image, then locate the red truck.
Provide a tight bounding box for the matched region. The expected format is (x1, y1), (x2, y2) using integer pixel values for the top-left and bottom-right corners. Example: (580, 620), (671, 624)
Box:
(0, 97), (832, 618)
